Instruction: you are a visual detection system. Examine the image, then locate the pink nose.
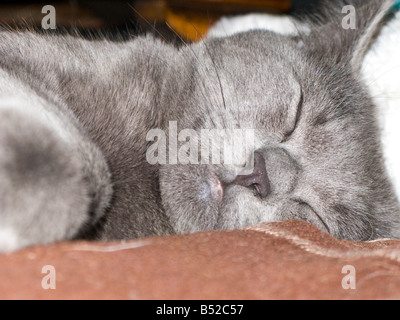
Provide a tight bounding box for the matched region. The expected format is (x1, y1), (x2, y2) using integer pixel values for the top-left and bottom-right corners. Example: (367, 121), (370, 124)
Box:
(230, 152), (271, 198)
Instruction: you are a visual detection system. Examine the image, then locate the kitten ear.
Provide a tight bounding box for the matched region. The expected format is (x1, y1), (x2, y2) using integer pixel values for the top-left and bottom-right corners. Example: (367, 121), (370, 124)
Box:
(303, 0), (394, 74)
(347, 0), (393, 73)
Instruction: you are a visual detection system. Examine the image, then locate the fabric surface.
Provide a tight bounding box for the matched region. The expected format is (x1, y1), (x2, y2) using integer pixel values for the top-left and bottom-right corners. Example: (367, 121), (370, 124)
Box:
(1, 220), (400, 300)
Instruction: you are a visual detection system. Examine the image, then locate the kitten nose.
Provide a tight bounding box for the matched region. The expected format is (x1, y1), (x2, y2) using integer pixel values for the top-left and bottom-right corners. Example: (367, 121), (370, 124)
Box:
(231, 152), (271, 198)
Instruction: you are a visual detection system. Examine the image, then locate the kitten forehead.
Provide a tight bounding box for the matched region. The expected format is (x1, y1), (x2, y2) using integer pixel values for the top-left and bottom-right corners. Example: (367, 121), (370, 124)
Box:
(193, 33), (303, 104)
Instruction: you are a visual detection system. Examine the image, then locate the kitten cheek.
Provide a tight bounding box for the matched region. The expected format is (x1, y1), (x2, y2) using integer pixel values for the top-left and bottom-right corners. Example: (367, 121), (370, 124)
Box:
(159, 165), (221, 233)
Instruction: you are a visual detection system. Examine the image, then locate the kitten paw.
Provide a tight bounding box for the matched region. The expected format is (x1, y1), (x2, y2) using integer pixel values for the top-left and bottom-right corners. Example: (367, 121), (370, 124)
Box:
(0, 100), (112, 252)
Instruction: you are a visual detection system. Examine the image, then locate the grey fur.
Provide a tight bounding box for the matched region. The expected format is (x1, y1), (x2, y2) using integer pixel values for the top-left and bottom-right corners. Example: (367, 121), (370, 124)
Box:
(0, 0), (399, 251)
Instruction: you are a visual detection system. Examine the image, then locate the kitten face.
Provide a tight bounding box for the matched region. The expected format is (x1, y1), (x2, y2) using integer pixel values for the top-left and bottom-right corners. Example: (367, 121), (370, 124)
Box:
(159, 1), (400, 240)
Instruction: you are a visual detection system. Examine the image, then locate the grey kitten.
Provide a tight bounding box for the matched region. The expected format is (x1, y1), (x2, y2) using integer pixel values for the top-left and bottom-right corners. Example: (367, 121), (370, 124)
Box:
(0, 0), (399, 252)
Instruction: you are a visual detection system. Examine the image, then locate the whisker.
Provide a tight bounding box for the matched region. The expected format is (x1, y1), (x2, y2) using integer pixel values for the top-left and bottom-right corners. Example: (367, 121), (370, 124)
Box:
(129, 3), (176, 45)
(126, 6), (233, 132)
(201, 39), (227, 112)
(155, 20), (229, 131)
(364, 63), (400, 87)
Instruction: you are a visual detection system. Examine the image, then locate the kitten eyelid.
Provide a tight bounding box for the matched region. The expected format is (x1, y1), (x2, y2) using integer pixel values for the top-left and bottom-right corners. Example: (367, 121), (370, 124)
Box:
(282, 90), (303, 142)
(292, 198), (330, 234)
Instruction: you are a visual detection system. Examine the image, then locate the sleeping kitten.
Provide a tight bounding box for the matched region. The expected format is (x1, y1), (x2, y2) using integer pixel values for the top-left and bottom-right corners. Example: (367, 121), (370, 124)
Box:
(0, 0), (399, 252)
(208, 2), (400, 205)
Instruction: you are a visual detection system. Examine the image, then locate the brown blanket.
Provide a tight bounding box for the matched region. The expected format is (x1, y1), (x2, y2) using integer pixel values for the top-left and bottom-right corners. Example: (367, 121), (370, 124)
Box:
(1, 220), (400, 299)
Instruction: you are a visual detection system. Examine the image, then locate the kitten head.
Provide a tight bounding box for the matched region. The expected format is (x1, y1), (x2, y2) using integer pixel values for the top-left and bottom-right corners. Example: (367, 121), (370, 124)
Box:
(158, 0), (400, 240)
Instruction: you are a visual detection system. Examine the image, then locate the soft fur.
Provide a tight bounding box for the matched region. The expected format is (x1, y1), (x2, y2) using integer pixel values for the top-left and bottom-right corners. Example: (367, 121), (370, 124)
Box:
(0, 0), (399, 252)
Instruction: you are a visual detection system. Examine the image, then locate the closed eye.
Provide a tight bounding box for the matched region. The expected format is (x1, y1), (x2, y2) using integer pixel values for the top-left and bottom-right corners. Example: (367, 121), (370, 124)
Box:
(292, 198), (330, 234)
(282, 90), (303, 142)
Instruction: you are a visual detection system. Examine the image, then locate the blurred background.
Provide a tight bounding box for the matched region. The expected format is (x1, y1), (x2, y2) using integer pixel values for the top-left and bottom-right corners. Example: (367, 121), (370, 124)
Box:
(0, 0), (321, 41)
